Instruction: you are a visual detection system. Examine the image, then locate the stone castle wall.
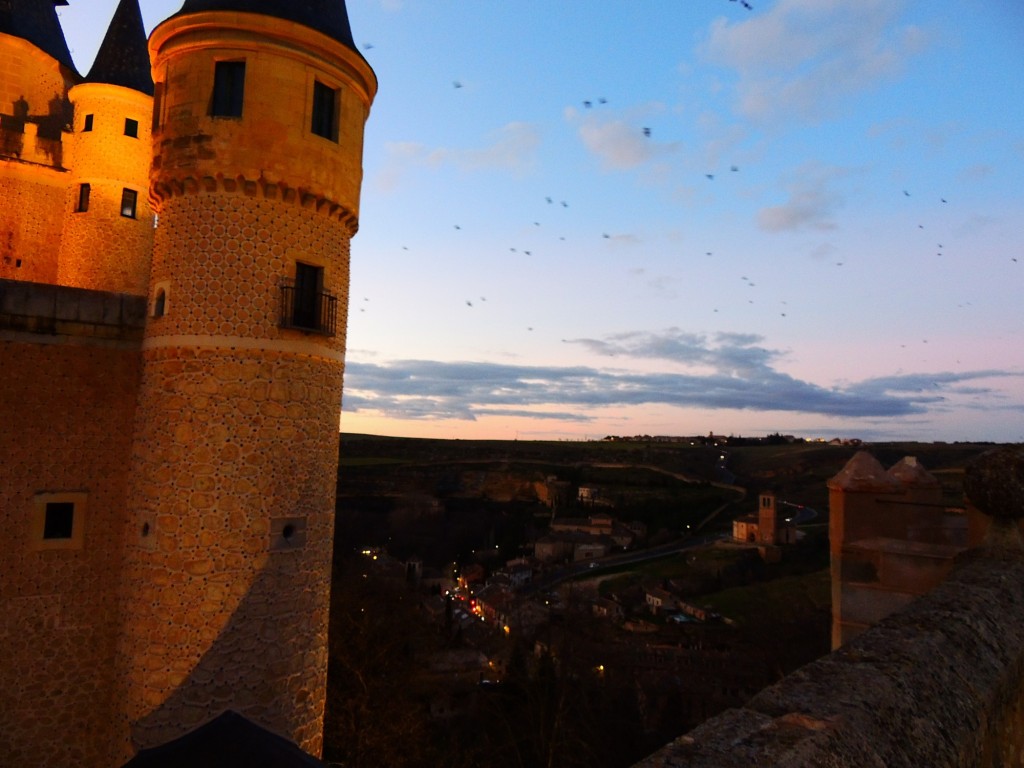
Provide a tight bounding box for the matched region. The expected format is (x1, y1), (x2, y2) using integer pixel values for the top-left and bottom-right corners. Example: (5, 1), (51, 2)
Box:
(0, 163), (66, 283)
(0, 284), (144, 767)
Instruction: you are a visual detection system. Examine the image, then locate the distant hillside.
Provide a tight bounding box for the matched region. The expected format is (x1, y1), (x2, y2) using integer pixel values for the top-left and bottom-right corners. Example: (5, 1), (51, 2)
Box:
(335, 435), (1002, 561)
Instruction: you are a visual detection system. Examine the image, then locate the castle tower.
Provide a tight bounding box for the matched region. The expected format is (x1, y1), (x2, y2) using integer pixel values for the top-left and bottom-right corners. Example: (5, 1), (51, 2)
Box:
(114, 0), (375, 759)
(0, 0), (78, 283)
(57, 0), (153, 295)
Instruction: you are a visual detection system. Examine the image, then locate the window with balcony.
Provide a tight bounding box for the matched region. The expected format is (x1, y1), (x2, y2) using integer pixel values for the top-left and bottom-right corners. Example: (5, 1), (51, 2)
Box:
(279, 262), (336, 335)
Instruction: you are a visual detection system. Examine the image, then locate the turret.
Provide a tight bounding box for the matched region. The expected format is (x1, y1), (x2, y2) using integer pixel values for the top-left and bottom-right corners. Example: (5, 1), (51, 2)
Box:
(114, 0), (374, 760)
(57, 0), (153, 294)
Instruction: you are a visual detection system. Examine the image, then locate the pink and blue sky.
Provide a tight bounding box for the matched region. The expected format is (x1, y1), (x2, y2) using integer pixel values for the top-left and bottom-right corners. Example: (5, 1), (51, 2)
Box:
(60, 0), (1024, 442)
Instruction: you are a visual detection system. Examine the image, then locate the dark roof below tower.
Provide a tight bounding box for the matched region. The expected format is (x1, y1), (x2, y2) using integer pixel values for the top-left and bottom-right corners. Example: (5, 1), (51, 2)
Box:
(120, 710), (326, 768)
(174, 0), (358, 51)
(0, 0), (76, 71)
(85, 0), (153, 95)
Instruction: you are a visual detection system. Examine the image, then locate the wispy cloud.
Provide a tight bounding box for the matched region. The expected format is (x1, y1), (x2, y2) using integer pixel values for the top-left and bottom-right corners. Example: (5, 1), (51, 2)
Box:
(702, 0), (931, 125)
(343, 329), (1020, 424)
(375, 122), (540, 190)
(757, 161), (848, 232)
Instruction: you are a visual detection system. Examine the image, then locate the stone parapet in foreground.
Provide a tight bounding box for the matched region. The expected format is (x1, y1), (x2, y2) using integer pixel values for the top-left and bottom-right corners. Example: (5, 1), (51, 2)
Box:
(633, 447), (1024, 768)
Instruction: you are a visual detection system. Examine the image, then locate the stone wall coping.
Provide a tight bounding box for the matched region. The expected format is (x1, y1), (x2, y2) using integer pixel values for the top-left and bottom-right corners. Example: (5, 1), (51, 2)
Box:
(0, 278), (147, 340)
(845, 536), (965, 559)
(633, 547), (1024, 768)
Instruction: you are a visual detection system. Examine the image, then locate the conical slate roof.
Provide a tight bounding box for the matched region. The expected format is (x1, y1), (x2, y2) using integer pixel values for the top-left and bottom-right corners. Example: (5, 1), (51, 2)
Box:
(121, 710), (325, 768)
(887, 456), (940, 488)
(175, 0), (358, 51)
(85, 0), (152, 94)
(827, 451), (901, 492)
(0, 0), (75, 70)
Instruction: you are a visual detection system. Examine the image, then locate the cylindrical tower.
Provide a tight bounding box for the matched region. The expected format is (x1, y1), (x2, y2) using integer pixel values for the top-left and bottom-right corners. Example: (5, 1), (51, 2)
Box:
(115, 0), (375, 759)
(58, 0), (154, 295)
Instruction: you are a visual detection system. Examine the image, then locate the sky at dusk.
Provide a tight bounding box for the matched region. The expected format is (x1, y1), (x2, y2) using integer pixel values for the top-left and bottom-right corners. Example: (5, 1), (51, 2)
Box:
(58, 0), (1024, 442)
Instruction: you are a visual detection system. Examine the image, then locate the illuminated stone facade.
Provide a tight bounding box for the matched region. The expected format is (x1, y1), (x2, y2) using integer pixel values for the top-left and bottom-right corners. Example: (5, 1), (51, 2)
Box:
(0, 0), (374, 765)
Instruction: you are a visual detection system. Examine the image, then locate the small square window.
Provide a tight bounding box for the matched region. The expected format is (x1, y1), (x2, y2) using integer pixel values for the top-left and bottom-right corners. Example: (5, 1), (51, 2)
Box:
(311, 80), (338, 141)
(77, 183), (90, 212)
(83, 114), (93, 132)
(121, 188), (138, 218)
(43, 502), (75, 540)
(124, 118), (139, 137)
(31, 492), (87, 550)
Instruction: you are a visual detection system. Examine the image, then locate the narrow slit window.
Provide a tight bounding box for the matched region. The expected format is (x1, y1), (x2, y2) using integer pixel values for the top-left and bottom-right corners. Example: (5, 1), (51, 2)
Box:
(121, 188), (138, 218)
(83, 114), (93, 132)
(77, 183), (90, 212)
(152, 82), (164, 131)
(211, 60), (245, 118)
(124, 118), (139, 137)
(311, 80), (338, 141)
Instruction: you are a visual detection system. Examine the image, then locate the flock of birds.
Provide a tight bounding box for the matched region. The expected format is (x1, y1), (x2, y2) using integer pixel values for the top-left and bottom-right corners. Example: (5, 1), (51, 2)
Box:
(352, 2), (1017, 359)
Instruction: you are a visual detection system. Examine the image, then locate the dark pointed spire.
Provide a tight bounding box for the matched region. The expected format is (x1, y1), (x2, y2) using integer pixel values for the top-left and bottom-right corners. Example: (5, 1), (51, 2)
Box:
(85, 0), (153, 95)
(0, 0), (75, 71)
(174, 0), (359, 52)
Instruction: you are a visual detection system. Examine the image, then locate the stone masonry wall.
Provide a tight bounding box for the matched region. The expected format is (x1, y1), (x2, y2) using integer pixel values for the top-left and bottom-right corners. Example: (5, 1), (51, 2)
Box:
(57, 84), (154, 295)
(0, 313), (142, 767)
(115, 347), (343, 759)
(0, 165), (66, 283)
(114, 188), (352, 759)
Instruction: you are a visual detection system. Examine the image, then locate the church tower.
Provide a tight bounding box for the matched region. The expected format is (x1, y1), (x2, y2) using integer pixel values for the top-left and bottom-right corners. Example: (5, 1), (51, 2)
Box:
(114, 0), (375, 758)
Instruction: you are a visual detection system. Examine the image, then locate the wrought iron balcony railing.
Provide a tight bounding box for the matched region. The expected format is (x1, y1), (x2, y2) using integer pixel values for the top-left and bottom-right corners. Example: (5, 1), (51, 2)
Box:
(278, 281), (337, 336)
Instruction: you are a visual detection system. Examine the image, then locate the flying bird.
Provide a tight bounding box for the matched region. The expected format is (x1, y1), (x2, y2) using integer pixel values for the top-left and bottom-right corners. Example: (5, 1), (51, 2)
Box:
(706, 174), (714, 180)
(453, 80), (463, 89)
(583, 100), (592, 108)
(642, 127), (651, 137)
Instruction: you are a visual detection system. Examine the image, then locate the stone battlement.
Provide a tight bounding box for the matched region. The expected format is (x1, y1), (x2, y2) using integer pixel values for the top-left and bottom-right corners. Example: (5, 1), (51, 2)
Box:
(0, 278), (146, 342)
